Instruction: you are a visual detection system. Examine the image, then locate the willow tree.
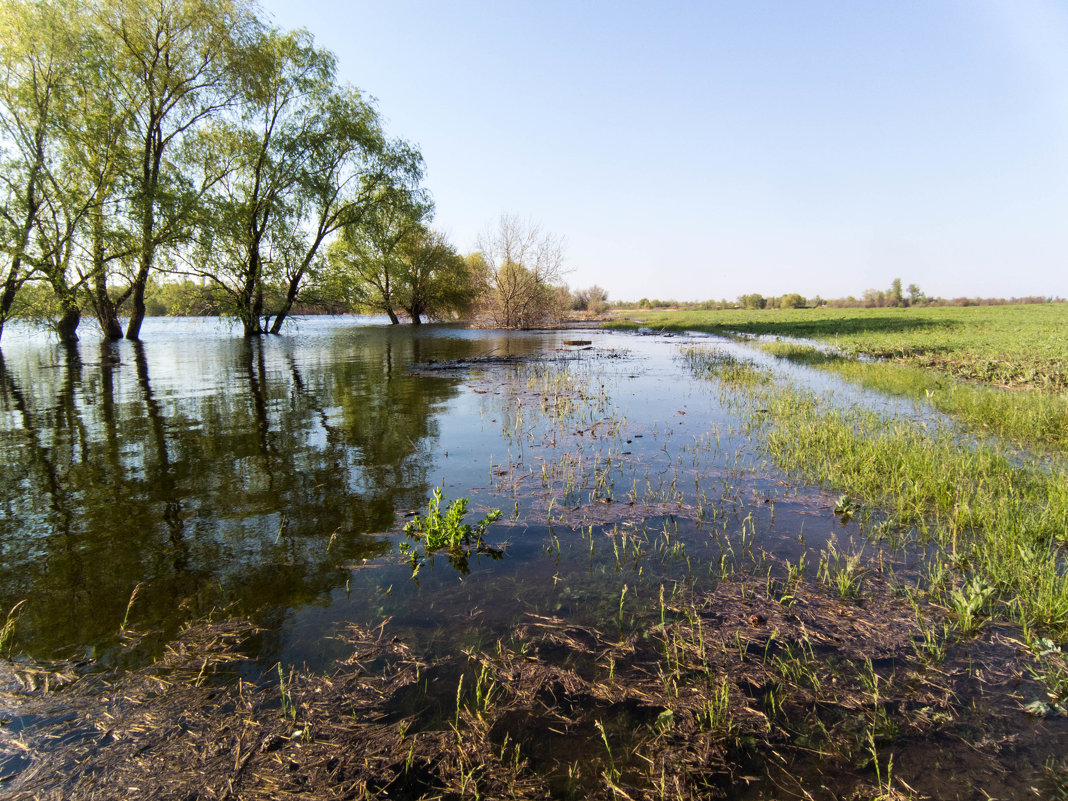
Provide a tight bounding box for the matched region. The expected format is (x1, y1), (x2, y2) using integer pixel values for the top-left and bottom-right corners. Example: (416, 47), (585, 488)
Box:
(395, 227), (474, 325)
(186, 27), (422, 336)
(71, 7), (139, 341)
(0, 0), (74, 341)
(188, 28), (336, 336)
(323, 190), (428, 324)
(264, 89), (423, 335)
(27, 2), (142, 342)
(99, 0), (260, 341)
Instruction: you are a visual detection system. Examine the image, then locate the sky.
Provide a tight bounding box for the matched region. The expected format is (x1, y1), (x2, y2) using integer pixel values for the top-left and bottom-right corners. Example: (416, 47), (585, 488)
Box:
(256, 0), (1068, 302)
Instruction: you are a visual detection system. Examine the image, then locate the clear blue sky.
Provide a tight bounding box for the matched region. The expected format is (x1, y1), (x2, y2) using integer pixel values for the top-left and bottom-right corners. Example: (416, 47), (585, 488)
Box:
(258, 0), (1068, 302)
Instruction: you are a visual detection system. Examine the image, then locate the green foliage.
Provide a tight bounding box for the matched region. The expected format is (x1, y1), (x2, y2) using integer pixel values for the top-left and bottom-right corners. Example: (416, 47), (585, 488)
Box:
(321, 196), (478, 326)
(744, 380), (1068, 639)
(833, 493), (861, 521)
(946, 577), (994, 636)
(738, 293), (766, 310)
(1026, 637), (1068, 718)
(0, 0), (426, 341)
(395, 227), (476, 323)
(817, 539), (865, 600)
(400, 488), (503, 575)
(143, 279), (221, 316)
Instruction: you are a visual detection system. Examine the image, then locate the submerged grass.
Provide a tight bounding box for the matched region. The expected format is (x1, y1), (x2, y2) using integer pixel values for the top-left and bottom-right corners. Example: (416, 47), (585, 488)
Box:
(746, 378), (1068, 639)
(679, 346), (769, 387)
(761, 341), (1068, 452)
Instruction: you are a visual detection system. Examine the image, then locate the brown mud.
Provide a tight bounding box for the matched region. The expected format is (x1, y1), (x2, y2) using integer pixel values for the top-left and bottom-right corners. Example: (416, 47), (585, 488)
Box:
(2, 565), (1064, 800)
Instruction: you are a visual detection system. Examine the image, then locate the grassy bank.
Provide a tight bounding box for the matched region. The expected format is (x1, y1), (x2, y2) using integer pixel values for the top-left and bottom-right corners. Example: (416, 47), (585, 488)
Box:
(609, 303), (1068, 392)
(760, 341), (1068, 453)
(684, 347), (1068, 640)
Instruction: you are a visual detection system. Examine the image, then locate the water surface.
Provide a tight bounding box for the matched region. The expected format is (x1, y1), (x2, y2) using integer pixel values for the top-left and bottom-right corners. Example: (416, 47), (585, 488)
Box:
(1, 318), (872, 673)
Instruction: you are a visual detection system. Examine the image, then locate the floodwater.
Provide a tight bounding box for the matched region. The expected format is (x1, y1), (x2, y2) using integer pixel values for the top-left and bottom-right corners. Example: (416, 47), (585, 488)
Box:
(0, 317), (843, 669)
(3, 317), (1065, 800)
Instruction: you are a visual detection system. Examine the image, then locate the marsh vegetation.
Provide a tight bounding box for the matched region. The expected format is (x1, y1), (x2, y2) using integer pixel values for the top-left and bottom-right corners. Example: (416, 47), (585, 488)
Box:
(1, 309), (1066, 799)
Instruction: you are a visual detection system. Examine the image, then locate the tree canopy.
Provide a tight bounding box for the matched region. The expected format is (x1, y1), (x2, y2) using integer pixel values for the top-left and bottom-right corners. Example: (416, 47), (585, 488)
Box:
(0, 0), (449, 341)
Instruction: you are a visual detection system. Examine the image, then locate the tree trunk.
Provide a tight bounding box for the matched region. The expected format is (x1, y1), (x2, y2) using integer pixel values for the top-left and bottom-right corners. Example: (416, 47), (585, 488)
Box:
(89, 210), (123, 340)
(126, 275), (148, 340)
(267, 264), (305, 334)
(0, 156), (43, 343)
(55, 304), (81, 344)
(125, 211), (152, 340)
(127, 132), (161, 342)
(386, 307), (400, 325)
(0, 279), (19, 342)
(92, 276), (124, 340)
(239, 231), (265, 336)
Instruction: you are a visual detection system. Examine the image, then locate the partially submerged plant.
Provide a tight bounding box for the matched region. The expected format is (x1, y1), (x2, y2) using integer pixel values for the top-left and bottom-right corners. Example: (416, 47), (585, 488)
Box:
(0, 600), (25, 653)
(834, 493), (861, 522)
(817, 538), (866, 600)
(946, 576), (994, 636)
(1025, 637), (1068, 718)
(680, 346), (770, 386)
(401, 488), (503, 575)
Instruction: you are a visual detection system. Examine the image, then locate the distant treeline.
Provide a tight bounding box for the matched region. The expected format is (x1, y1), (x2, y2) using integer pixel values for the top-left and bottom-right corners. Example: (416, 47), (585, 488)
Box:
(615, 279), (1062, 311)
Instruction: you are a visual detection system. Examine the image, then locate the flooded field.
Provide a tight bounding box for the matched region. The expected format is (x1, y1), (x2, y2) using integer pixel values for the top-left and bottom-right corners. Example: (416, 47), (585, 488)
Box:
(0, 317), (1064, 799)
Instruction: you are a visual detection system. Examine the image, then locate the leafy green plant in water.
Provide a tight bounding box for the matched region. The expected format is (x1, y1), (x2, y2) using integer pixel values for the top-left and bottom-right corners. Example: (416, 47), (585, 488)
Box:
(400, 488), (503, 576)
(834, 493), (861, 522)
(946, 576), (994, 636)
(1025, 637), (1068, 718)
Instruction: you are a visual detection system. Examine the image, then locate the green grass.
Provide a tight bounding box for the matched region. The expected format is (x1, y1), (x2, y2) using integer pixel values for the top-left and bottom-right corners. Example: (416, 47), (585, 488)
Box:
(609, 304), (1068, 392)
(759, 342), (1068, 453)
(747, 383), (1068, 638)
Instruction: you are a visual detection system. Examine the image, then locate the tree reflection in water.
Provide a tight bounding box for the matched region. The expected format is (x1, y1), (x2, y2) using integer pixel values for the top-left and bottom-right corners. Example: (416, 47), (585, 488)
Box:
(0, 323), (501, 662)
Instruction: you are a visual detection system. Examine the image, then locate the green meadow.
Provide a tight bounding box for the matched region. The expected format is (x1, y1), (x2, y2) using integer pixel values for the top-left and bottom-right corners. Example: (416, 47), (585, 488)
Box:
(609, 303), (1068, 392)
(612, 304), (1068, 453)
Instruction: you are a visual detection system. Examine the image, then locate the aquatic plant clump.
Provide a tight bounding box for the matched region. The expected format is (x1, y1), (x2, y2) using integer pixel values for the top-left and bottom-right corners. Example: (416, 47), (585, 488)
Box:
(679, 345), (769, 386)
(401, 487), (503, 575)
